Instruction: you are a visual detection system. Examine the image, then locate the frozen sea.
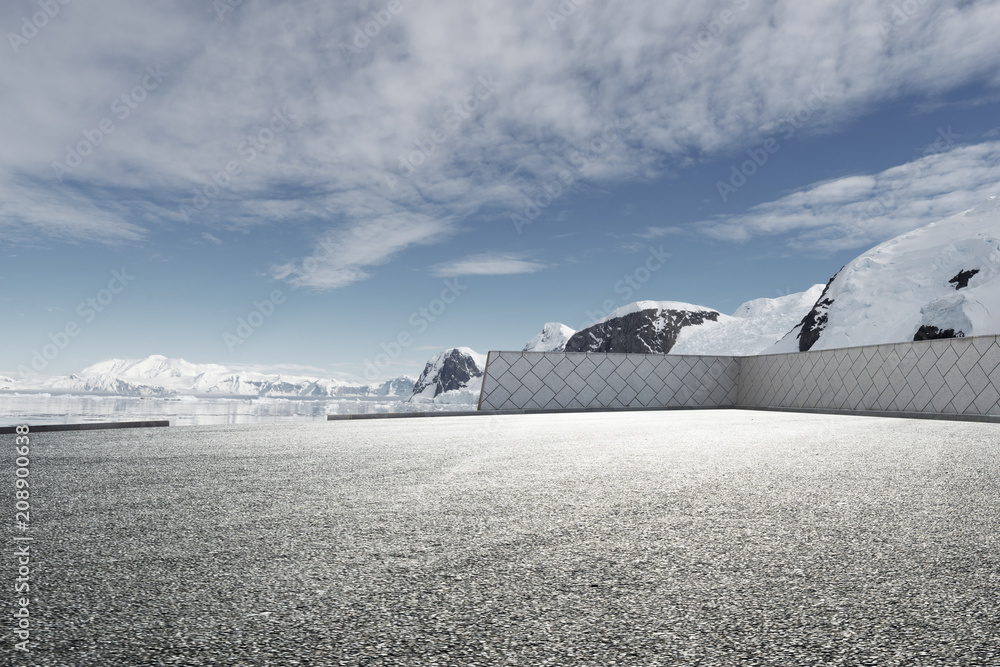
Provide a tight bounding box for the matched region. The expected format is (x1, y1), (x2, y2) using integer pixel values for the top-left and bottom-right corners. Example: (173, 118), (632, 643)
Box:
(2, 410), (998, 665)
(0, 392), (473, 426)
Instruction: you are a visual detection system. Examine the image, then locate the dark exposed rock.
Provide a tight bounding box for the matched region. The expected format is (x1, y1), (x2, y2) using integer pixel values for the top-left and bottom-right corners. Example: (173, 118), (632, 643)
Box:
(795, 272), (839, 352)
(948, 269), (980, 290)
(411, 348), (484, 398)
(565, 308), (720, 354)
(913, 325), (965, 341)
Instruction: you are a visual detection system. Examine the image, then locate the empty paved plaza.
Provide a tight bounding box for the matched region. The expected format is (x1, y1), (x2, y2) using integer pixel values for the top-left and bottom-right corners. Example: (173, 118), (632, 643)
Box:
(3, 411), (999, 665)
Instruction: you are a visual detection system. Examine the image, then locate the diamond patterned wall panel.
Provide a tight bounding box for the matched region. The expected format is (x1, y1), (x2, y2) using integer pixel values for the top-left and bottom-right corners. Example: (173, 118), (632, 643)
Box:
(478, 335), (1000, 417)
(478, 351), (740, 411)
(736, 335), (1000, 418)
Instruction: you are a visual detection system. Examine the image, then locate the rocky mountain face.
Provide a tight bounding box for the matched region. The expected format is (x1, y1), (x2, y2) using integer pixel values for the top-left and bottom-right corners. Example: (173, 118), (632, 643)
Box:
(772, 196), (1000, 353)
(410, 347), (487, 401)
(564, 302), (721, 354)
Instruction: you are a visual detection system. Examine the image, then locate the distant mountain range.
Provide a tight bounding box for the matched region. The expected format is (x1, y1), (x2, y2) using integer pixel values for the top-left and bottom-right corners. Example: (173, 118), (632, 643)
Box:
(9, 355), (415, 399)
(5, 197), (998, 405)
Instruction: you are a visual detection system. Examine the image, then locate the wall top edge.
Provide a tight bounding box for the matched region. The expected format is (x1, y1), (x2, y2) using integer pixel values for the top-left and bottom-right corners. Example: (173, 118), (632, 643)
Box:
(492, 350), (740, 359)
(746, 332), (1000, 359)
(489, 333), (1000, 361)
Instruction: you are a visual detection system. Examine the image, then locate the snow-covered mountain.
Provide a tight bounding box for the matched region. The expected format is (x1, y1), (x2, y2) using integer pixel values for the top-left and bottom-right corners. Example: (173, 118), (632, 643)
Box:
(523, 322), (576, 352)
(372, 376), (418, 396)
(670, 285), (825, 355)
(40, 355), (414, 398)
(409, 347), (487, 403)
(564, 301), (722, 354)
(772, 196), (1000, 353)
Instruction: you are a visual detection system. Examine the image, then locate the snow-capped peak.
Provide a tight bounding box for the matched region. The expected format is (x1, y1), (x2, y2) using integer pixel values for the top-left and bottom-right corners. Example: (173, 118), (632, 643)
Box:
(588, 300), (719, 327)
(410, 347), (486, 402)
(82, 356), (229, 381)
(523, 322), (576, 352)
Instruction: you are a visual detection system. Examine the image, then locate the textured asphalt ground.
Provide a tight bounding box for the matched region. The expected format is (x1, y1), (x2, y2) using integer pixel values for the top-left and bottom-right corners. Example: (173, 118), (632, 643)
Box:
(2, 410), (999, 666)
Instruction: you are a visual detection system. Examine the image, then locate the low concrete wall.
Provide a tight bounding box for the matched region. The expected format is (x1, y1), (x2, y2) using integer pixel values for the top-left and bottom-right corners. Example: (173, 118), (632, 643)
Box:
(0, 420), (171, 434)
(478, 351), (739, 411)
(479, 334), (1000, 419)
(738, 334), (1000, 418)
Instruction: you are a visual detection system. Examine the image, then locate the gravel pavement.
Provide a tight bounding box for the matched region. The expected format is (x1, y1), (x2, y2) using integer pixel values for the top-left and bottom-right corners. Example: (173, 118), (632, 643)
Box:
(2, 410), (999, 666)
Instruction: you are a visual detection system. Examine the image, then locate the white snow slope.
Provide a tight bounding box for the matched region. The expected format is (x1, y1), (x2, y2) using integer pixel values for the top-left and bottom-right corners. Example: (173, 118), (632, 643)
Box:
(671, 285), (825, 356)
(523, 323), (576, 352)
(772, 196), (1000, 353)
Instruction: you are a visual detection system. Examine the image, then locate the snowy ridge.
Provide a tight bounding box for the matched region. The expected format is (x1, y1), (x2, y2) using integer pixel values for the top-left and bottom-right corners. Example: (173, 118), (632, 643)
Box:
(589, 301), (720, 327)
(671, 285), (824, 355)
(772, 196), (1000, 352)
(523, 323), (576, 352)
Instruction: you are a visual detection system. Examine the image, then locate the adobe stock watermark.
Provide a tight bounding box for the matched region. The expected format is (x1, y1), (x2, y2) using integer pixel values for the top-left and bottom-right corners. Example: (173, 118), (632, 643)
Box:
(512, 120), (624, 234)
(179, 106), (300, 221)
(51, 65), (169, 182)
(545, 0), (590, 31)
(912, 126), (960, 162)
(469, 413), (504, 442)
(878, 0), (929, 38)
(383, 76), (501, 192)
(223, 290), (285, 352)
(341, 0), (415, 60)
(12, 425), (34, 655)
(582, 245), (672, 324)
(17, 269), (134, 377)
(214, 0), (244, 21)
(7, 0), (72, 54)
(859, 127), (959, 224)
(363, 279), (468, 380)
(716, 85), (833, 202)
(672, 0), (750, 72)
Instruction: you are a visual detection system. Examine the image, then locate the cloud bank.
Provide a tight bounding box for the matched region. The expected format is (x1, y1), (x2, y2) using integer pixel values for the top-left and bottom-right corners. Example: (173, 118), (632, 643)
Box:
(2, 0), (1000, 283)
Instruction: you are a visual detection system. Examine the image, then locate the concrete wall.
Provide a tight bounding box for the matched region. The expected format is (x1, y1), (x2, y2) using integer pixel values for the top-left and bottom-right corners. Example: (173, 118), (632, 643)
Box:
(478, 335), (1000, 418)
(478, 351), (739, 411)
(738, 334), (1000, 418)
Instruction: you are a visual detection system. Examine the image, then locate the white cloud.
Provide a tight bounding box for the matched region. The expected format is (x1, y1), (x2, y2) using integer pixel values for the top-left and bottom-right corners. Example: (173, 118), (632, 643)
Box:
(698, 141), (1000, 252)
(637, 226), (686, 240)
(1, 0), (1000, 279)
(271, 213), (451, 289)
(430, 253), (547, 278)
(0, 177), (146, 244)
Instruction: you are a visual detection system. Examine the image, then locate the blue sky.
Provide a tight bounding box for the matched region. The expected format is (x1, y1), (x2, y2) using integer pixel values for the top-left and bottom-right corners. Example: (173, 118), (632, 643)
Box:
(2, 0), (1000, 382)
